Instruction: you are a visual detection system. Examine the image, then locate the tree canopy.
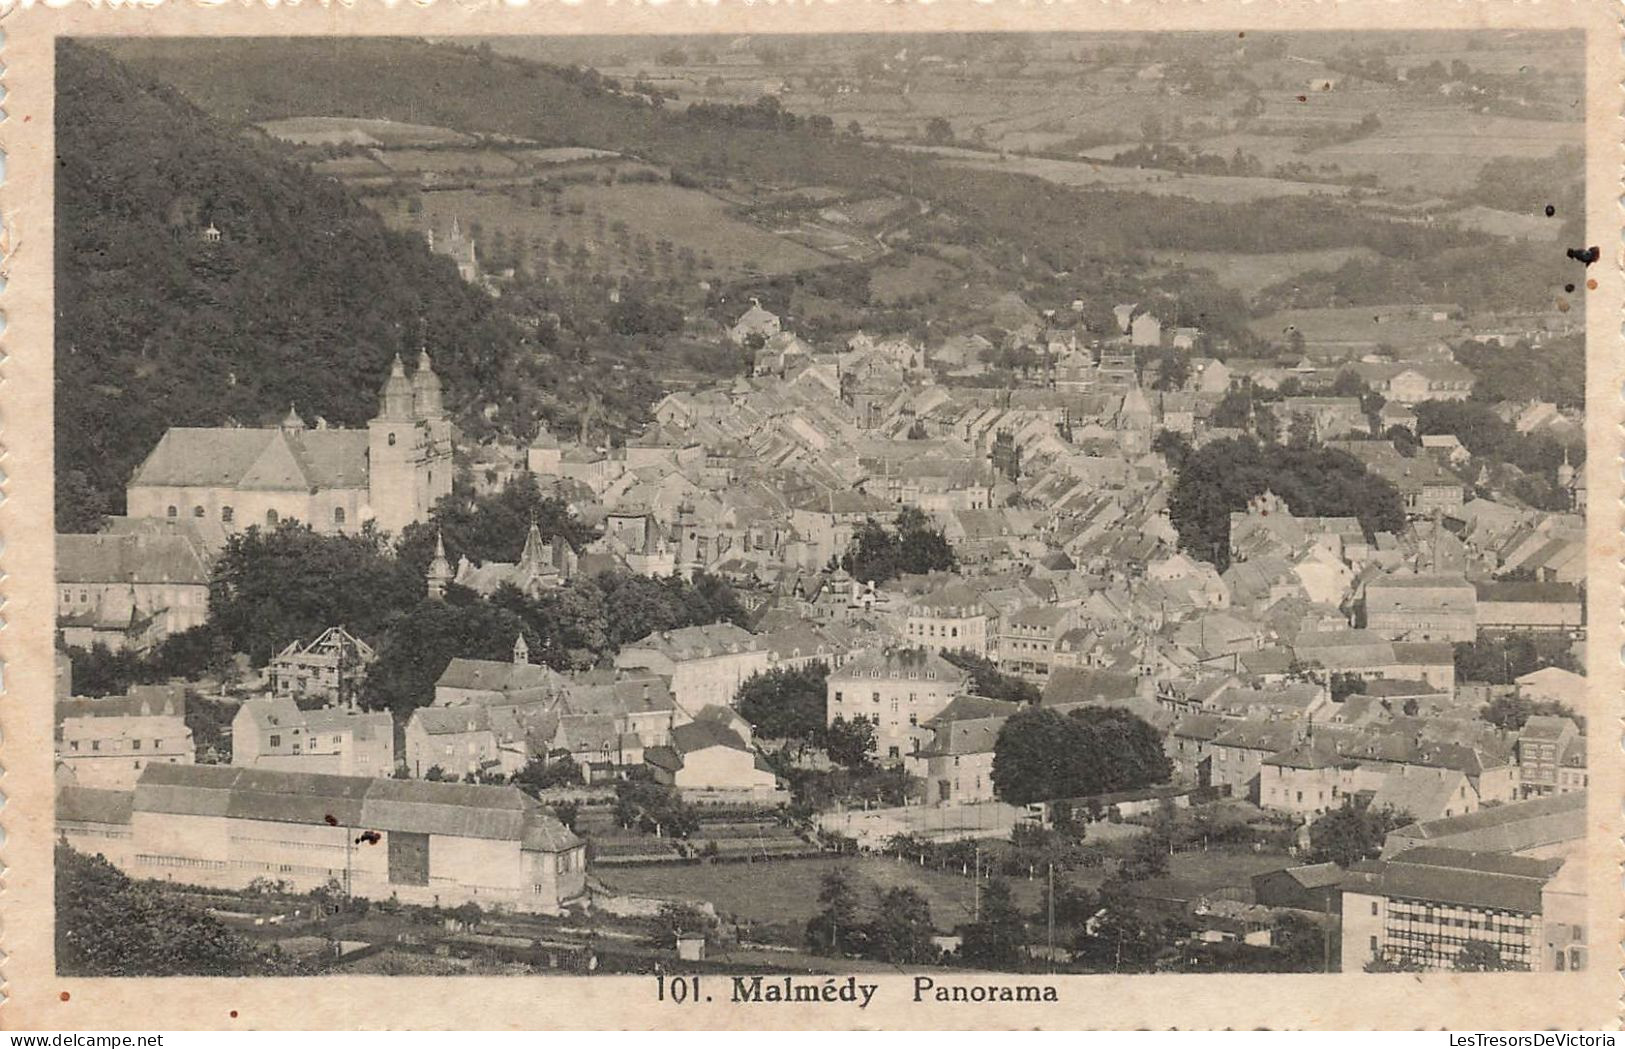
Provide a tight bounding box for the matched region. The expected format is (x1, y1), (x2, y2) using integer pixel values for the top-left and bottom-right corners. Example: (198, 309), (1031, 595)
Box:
(991, 706), (1171, 806)
(734, 663), (830, 741)
(841, 508), (958, 583)
(1168, 436), (1406, 569)
(941, 650), (1041, 705)
(209, 521), (420, 666)
(57, 844), (299, 976)
(1305, 800), (1412, 867)
(361, 590), (534, 718)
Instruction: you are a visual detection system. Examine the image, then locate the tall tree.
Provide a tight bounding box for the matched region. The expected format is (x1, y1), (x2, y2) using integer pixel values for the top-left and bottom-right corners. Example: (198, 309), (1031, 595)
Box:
(960, 878), (1026, 970)
(824, 715), (878, 770)
(866, 887), (938, 964)
(991, 706), (1170, 805)
(806, 867), (864, 956)
(209, 521), (419, 665)
(362, 590), (533, 717)
(734, 663), (830, 741)
(1305, 800), (1412, 867)
(841, 508), (957, 583)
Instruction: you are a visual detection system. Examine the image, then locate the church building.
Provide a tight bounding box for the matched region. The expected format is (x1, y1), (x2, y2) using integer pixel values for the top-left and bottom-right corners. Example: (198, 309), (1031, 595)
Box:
(126, 351), (453, 538)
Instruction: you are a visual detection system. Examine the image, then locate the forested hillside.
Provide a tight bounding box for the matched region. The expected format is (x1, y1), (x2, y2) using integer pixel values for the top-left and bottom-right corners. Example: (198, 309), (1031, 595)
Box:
(54, 41), (531, 530)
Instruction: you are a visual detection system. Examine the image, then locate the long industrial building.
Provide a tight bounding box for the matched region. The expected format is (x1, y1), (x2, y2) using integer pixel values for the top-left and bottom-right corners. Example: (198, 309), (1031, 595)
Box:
(59, 764), (587, 914)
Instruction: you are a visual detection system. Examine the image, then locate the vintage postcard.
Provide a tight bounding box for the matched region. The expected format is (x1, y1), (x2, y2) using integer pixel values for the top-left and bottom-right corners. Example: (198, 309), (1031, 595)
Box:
(0, 0), (1619, 1031)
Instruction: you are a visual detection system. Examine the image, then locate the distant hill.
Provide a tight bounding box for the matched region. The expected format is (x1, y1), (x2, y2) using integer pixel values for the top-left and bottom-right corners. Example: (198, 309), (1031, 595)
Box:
(55, 41), (530, 531)
(100, 37), (1485, 274)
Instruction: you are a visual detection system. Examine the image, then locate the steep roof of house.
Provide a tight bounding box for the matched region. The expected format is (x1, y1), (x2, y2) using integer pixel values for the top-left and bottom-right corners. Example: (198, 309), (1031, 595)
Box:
(672, 719), (752, 755)
(924, 694), (1022, 726)
(620, 623), (760, 661)
(1042, 667), (1140, 705)
(829, 646), (967, 683)
(915, 718), (1002, 758)
(57, 532), (210, 587)
(436, 659), (566, 697)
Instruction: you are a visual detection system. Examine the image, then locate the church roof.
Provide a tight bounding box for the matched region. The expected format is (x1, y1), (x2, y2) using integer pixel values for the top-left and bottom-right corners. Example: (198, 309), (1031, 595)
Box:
(130, 427), (369, 492)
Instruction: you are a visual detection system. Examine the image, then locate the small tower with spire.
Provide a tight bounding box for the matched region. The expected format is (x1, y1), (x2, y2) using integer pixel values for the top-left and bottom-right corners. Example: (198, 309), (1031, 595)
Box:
(512, 633), (530, 666)
(427, 531), (453, 599)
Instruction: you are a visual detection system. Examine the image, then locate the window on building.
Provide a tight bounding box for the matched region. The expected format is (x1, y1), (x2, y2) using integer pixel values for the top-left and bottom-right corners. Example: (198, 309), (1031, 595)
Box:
(132, 739), (142, 750)
(388, 432), (397, 446)
(69, 741), (79, 752)
(269, 734), (281, 748)
(166, 505), (178, 518)
(266, 509), (280, 526)
(193, 506), (205, 518)
(91, 740), (100, 751)
(222, 506), (234, 523)
(334, 507), (346, 525)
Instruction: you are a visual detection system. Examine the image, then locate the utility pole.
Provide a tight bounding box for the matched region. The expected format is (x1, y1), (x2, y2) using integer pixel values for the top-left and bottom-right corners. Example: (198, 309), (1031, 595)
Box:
(1047, 862), (1056, 974)
(973, 844), (981, 921)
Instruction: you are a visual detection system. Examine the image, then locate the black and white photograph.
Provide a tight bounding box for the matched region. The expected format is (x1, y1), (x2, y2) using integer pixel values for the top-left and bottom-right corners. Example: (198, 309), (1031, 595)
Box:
(46, 25), (1595, 991)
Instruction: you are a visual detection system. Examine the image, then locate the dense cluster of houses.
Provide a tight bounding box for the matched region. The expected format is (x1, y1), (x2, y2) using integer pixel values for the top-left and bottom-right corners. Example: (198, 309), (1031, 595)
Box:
(52, 288), (1588, 943)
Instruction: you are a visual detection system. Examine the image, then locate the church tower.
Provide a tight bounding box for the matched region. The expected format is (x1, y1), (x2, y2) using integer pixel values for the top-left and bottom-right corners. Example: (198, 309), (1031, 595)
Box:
(368, 351), (454, 537)
(412, 349), (454, 518)
(368, 354), (424, 537)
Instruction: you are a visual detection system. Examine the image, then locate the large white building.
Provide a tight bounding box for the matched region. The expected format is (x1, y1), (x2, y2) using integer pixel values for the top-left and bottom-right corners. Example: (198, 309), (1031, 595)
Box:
(232, 698), (396, 778)
(56, 531), (210, 654)
(57, 712), (194, 790)
(614, 623), (770, 714)
(826, 646), (972, 761)
(68, 764), (587, 914)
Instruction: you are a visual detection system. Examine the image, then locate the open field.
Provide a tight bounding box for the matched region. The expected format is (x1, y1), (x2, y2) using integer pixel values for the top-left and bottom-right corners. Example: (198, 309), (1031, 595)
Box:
(379, 148), (523, 177)
(1249, 305), (1467, 352)
(373, 181), (836, 282)
(896, 145), (1351, 205)
(1152, 248), (1381, 299)
(257, 115), (473, 147)
(598, 854), (1044, 929)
